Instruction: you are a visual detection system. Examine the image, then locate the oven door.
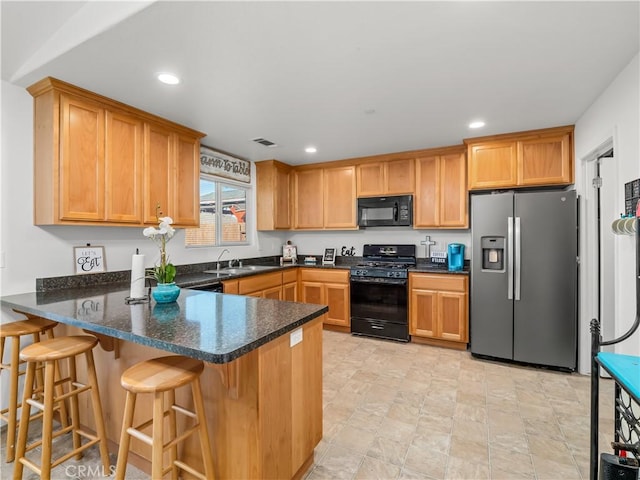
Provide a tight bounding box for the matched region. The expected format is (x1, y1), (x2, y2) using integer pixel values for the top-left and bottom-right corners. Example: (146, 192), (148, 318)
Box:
(350, 277), (409, 341)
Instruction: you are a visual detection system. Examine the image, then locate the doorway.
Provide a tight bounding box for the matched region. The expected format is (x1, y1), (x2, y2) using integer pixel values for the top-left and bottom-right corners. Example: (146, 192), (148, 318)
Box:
(583, 139), (617, 359)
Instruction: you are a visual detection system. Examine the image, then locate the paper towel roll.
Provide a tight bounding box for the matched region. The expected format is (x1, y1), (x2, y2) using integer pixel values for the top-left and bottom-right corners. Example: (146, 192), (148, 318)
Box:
(130, 304), (146, 335)
(130, 254), (146, 299)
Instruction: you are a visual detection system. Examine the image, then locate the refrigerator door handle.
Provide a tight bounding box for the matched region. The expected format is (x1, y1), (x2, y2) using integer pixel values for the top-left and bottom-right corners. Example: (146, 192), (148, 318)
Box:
(507, 216), (514, 300)
(515, 216), (521, 301)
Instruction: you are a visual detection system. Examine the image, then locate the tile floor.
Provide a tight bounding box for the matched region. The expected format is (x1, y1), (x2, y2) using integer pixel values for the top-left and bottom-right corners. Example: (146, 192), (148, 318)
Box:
(1, 330), (617, 479)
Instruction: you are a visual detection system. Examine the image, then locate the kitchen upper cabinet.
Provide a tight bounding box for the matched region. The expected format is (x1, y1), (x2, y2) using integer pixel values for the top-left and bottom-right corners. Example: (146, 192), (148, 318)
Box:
(414, 150), (467, 228)
(299, 269), (350, 328)
(465, 126), (573, 190)
(256, 160), (292, 230)
(409, 273), (468, 349)
(324, 165), (356, 229)
(293, 169), (324, 229)
(356, 158), (415, 197)
(28, 77), (204, 227)
(293, 166), (357, 230)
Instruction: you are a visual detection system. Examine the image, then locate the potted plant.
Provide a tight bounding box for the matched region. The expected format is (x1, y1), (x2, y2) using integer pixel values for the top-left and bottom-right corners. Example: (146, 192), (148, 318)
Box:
(144, 206), (179, 303)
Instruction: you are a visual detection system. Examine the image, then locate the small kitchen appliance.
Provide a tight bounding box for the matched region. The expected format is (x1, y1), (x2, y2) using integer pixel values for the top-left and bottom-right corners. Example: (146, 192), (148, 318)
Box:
(447, 243), (465, 271)
(350, 244), (416, 342)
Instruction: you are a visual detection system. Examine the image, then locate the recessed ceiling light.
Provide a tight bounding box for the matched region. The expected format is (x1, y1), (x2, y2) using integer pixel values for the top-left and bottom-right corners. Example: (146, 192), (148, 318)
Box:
(305, 147), (317, 154)
(157, 73), (180, 85)
(469, 121), (486, 129)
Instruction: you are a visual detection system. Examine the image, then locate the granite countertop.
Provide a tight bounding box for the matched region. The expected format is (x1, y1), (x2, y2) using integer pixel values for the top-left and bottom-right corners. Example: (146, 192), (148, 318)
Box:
(0, 286), (328, 364)
(410, 265), (470, 275)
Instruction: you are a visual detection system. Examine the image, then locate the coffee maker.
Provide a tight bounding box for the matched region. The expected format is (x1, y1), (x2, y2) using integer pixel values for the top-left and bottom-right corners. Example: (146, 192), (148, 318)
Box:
(447, 243), (465, 271)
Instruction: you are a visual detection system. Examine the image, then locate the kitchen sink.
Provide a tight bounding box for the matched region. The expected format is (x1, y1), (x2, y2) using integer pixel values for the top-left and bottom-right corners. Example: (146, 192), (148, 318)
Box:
(238, 265), (277, 271)
(202, 271), (233, 277)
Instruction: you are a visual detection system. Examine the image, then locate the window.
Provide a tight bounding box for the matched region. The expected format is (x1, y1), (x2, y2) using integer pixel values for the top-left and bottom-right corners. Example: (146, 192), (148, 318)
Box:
(185, 175), (249, 247)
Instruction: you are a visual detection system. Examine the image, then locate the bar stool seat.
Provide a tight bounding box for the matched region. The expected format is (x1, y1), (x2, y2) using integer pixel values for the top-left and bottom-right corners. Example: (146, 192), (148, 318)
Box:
(0, 315), (65, 463)
(12, 335), (110, 480)
(115, 355), (216, 480)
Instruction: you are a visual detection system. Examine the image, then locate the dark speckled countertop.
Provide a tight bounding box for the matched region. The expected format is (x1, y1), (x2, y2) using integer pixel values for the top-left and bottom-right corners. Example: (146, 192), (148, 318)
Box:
(1, 285), (328, 364)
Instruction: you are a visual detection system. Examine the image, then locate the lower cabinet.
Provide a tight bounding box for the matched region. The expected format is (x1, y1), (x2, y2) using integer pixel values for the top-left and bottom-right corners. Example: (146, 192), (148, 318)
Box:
(282, 269), (298, 302)
(299, 269), (350, 328)
(409, 273), (468, 349)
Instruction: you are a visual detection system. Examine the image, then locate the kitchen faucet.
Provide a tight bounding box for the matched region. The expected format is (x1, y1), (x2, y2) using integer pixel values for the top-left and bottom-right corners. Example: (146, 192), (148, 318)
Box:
(216, 249), (230, 271)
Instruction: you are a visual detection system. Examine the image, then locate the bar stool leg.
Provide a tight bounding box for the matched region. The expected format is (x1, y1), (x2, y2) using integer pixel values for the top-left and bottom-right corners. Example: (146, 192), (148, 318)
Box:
(192, 376), (216, 479)
(12, 361), (36, 480)
(5, 336), (20, 462)
(84, 349), (110, 471)
(152, 391), (165, 480)
(115, 391), (137, 480)
(67, 355), (83, 460)
(167, 389), (179, 480)
(40, 360), (56, 480)
(42, 328), (70, 430)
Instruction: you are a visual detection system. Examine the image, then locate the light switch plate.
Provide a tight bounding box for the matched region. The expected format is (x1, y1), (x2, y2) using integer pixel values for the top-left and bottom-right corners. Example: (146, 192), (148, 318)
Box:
(290, 328), (303, 347)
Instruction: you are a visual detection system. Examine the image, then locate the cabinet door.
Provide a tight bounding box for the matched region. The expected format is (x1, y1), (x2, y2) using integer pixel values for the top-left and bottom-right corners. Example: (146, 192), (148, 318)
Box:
(325, 283), (350, 327)
(414, 156), (439, 227)
(172, 133), (200, 226)
(293, 169), (324, 229)
(409, 289), (437, 337)
(282, 282), (298, 302)
(438, 292), (468, 342)
(59, 94), (105, 221)
(105, 110), (142, 223)
(468, 141), (517, 190)
(300, 281), (324, 305)
(263, 285), (282, 300)
(439, 153), (468, 227)
(324, 166), (356, 229)
(356, 162), (385, 197)
(386, 158), (415, 195)
(143, 123), (173, 223)
(517, 133), (572, 186)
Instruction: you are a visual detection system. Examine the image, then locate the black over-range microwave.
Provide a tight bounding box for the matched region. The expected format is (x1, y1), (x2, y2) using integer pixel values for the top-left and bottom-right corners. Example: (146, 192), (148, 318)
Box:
(357, 195), (413, 227)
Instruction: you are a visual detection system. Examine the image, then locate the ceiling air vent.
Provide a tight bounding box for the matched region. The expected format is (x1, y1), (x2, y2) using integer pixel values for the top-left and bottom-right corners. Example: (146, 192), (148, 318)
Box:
(252, 137), (278, 147)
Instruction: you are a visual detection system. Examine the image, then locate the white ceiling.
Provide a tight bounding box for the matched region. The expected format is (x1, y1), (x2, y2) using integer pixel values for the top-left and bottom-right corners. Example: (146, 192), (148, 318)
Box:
(2, 1), (639, 165)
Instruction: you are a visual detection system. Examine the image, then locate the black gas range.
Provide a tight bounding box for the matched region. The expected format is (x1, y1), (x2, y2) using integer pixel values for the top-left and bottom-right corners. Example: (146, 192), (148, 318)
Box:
(350, 244), (416, 342)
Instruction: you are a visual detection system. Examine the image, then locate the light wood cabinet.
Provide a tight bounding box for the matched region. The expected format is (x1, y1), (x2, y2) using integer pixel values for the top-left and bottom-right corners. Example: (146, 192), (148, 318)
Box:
(409, 273), (468, 349)
(414, 150), (467, 228)
(238, 271), (283, 298)
(356, 158), (414, 197)
(465, 126), (573, 190)
(299, 269), (350, 328)
(282, 269), (298, 302)
(293, 169), (324, 229)
(28, 76), (204, 227)
(256, 160), (292, 230)
(293, 166), (357, 230)
(324, 165), (357, 229)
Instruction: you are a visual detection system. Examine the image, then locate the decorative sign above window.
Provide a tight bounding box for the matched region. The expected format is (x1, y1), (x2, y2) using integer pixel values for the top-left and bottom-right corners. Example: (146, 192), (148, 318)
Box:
(200, 145), (251, 183)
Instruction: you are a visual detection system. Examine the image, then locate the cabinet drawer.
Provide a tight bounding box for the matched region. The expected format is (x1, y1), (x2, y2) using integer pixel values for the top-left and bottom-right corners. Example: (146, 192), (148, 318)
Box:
(282, 269), (298, 284)
(299, 268), (349, 284)
(238, 272), (282, 295)
(410, 274), (467, 292)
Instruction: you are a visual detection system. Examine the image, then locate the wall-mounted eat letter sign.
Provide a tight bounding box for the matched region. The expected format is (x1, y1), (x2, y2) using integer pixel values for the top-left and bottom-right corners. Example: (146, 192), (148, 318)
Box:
(200, 145), (251, 183)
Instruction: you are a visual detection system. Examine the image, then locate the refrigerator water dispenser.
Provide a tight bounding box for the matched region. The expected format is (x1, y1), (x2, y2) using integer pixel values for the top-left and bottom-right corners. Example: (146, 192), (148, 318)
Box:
(481, 237), (504, 271)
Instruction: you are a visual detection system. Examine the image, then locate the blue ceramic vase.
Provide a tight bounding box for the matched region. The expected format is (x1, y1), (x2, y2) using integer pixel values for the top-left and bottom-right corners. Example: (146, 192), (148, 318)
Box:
(152, 282), (180, 303)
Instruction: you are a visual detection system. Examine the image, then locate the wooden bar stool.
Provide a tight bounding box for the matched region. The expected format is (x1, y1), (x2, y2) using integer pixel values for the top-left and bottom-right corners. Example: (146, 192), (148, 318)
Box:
(12, 336), (110, 480)
(115, 355), (215, 480)
(0, 315), (68, 463)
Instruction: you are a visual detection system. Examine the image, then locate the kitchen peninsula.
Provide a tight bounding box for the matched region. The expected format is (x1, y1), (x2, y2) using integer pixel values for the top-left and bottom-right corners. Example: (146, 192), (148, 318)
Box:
(1, 285), (327, 479)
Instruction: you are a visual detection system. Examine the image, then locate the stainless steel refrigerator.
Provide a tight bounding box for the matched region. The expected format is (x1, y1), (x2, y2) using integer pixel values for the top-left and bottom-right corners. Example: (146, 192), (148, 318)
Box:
(470, 190), (578, 370)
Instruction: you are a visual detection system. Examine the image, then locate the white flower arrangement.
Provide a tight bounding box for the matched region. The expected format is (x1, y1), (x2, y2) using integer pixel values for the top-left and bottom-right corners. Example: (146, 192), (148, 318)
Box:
(143, 207), (177, 284)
